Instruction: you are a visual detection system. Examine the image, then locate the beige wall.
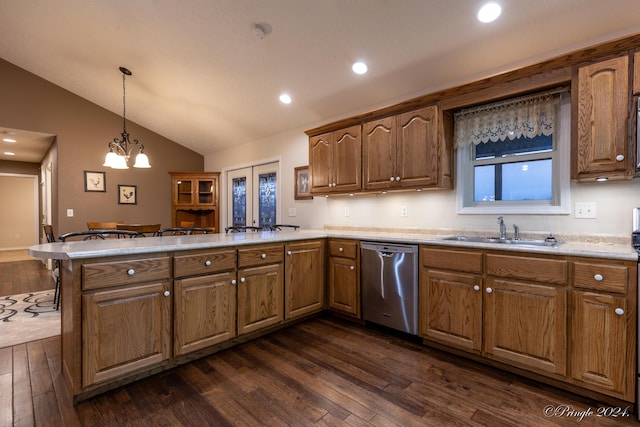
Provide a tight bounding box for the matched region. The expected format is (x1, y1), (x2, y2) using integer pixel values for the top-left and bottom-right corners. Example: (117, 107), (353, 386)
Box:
(0, 59), (204, 236)
(0, 174), (37, 249)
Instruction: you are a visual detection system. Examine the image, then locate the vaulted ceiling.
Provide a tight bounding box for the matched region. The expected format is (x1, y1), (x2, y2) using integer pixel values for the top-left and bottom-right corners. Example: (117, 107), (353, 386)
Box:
(2, 0), (640, 162)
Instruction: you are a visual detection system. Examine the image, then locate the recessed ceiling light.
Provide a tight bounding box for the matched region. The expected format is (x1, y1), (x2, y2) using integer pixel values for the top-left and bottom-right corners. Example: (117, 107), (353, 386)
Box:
(279, 93), (292, 104)
(477, 2), (501, 23)
(2, 138), (16, 143)
(352, 62), (368, 75)
(4, 152), (16, 156)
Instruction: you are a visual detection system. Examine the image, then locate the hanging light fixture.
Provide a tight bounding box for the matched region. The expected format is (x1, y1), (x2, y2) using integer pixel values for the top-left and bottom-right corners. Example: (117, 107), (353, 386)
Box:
(103, 66), (151, 169)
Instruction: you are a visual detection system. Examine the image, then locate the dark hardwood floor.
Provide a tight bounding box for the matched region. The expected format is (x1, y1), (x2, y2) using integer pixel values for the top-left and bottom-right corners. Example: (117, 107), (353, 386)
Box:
(0, 259), (54, 296)
(1, 260), (637, 426)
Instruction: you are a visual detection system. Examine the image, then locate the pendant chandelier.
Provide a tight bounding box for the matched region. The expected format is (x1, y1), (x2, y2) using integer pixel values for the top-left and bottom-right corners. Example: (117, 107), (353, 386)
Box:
(103, 67), (151, 169)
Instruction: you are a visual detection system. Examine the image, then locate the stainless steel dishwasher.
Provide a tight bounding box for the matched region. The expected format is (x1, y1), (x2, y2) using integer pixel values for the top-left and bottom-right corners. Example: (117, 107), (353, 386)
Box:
(360, 242), (419, 335)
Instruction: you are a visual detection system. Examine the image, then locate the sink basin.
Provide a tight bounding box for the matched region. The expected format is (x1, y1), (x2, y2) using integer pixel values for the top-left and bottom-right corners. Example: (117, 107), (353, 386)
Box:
(441, 236), (560, 247)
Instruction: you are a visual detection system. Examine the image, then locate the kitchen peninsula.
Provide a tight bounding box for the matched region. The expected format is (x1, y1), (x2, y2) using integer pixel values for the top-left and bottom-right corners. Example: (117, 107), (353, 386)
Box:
(30, 229), (637, 406)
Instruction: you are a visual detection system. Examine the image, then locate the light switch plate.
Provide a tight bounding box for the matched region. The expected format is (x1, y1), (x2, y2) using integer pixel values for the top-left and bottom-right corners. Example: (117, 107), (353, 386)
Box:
(66, 209), (74, 217)
(575, 202), (596, 219)
(288, 207), (296, 217)
(344, 207), (350, 217)
(400, 206), (408, 217)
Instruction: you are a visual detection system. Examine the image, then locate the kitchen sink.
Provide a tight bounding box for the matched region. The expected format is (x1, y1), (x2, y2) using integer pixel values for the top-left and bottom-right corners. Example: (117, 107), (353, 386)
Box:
(441, 236), (560, 247)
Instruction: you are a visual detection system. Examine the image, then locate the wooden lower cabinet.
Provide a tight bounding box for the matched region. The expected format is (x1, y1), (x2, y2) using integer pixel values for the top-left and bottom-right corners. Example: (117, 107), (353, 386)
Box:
(237, 264), (283, 335)
(284, 240), (325, 320)
(82, 281), (172, 387)
(571, 291), (629, 399)
(420, 269), (482, 353)
(484, 278), (566, 377)
(327, 239), (360, 317)
(174, 271), (237, 356)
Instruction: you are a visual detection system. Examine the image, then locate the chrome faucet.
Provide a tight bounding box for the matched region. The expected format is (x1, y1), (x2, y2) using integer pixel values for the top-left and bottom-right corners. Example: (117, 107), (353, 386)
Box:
(498, 216), (506, 239)
(513, 224), (520, 240)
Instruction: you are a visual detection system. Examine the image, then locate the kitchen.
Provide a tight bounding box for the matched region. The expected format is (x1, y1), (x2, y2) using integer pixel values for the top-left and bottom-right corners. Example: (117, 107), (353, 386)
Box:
(3, 1), (640, 425)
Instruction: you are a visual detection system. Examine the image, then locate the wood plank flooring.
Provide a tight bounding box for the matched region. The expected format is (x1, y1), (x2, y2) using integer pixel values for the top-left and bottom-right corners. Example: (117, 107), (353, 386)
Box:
(0, 259), (54, 296)
(1, 260), (638, 426)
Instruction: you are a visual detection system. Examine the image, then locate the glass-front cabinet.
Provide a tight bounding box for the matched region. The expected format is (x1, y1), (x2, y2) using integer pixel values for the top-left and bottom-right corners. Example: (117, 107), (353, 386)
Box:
(170, 172), (220, 232)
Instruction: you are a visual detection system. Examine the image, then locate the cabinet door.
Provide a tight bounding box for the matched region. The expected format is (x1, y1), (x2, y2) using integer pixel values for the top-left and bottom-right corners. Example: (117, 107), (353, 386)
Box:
(484, 278), (566, 378)
(285, 240), (325, 320)
(420, 269), (482, 353)
(574, 55), (630, 179)
(363, 116), (397, 190)
(397, 106), (439, 188)
(174, 272), (237, 356)
(173, 178), (195, 206)
(195, 177), (217, 207)
(309, 132), (333, 193)
(333, 126), (362, 192)
(571, 291), (631, 400)
(82, 282), (171, 387)
(328, 256), (360, 317)
(237, 263), (283, 335)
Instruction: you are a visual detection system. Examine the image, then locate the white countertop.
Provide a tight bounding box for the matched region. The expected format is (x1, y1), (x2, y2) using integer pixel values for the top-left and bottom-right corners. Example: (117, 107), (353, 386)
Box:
(28, 229), (639, 261)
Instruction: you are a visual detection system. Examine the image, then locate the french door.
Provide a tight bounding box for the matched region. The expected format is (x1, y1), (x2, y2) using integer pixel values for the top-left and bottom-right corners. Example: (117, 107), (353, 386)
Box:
(227, 162), (279, 229)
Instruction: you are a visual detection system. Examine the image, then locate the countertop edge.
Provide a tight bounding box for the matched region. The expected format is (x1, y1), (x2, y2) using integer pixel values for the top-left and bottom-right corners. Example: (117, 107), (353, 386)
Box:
(28, 229), (639, 261)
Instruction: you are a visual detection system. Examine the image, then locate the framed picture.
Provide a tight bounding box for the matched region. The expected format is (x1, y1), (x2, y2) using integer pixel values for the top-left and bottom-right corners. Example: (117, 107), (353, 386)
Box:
(118, 184), (137, 205)
(84, 171), (106, 192)
(294, 166), (312, 200)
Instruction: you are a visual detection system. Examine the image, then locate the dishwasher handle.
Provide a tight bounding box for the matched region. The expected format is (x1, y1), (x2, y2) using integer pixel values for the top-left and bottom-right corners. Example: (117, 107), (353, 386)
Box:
(379, 251), (394, 257)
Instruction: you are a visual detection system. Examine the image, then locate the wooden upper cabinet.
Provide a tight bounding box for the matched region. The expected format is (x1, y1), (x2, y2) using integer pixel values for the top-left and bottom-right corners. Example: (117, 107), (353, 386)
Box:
(309, 126), (361, 194)
(363, 105), (452, 191)
(573, 55), (633, 181)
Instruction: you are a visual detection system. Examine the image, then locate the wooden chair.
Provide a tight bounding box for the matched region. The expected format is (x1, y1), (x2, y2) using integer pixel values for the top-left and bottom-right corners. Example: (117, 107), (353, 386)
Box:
(180, 221), (195, 227)
(43, 225), (60, 310)
(87, 221), (123, 230)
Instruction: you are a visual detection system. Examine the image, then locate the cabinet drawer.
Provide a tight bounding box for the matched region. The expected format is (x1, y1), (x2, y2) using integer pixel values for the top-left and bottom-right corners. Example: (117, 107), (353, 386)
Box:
(573, 262), (628, 293)
(329, 240), (358, 259)
(82, 257), (170, 290)
(238, 245), (284, 268)
(486, 254), (567, 285)
(421, 247), (482, 274)
(174, 249), (236, 278)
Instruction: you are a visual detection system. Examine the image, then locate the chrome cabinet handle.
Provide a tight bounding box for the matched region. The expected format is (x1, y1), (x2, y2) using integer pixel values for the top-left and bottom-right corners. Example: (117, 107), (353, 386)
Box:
(486, 287), (493, 294)
(163, 290), (170, 297)
(390, 177), (395, 182)
(594, 274), (603, 281)
(261, 253), (267, 259)
(473, 285), (480, 291)
(350, 266), (355, 271)
(127, 269), (135, 276)
(396, 176), (400, 181)
(616, 154), (624, 161)
(205, 260), (211, 266)
(240, 277), (246, 283)
(339, 247), (344, 252)
(231, 279), (237, 285)
(615, 307), (624, 316)
(287, 251), (292, 256)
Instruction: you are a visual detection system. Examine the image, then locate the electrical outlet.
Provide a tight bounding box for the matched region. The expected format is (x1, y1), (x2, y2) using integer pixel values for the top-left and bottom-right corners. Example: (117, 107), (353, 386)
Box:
(575, 202), (596, 219)
(344, 207), (350, 217)
(288, 207), (297, 217)
(400, 205), (408, 217)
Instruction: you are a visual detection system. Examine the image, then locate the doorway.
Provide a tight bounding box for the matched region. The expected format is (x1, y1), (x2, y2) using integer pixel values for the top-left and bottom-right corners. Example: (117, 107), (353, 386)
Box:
(226, 161), (279, 229)
(0, 173), (39, 250)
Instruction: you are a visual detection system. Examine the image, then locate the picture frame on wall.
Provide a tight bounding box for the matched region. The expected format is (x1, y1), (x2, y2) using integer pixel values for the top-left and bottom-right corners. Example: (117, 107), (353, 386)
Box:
(84, 171), (106, 192)
(294, 166), (312, 200)
(118, 184), (137, 205)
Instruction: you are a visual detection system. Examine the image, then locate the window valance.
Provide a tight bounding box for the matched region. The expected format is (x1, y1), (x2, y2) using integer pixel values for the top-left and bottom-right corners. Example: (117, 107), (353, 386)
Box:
(453, 89), (566, 148)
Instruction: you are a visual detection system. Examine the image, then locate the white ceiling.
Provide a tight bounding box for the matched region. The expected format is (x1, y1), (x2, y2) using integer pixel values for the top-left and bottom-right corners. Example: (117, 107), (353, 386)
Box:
(2, 0), (640, 163)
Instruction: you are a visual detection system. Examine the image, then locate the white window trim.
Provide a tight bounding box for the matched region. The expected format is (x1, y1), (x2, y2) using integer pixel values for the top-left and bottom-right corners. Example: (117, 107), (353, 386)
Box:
(456, 94), (571, 215)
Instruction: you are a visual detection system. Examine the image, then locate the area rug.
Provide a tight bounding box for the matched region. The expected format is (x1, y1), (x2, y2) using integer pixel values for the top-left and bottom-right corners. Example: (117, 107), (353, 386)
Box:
(0, 289), (60, 348)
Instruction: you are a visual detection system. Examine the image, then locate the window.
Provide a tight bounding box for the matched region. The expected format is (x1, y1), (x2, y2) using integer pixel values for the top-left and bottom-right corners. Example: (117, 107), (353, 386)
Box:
(455, 90), (570, 214)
